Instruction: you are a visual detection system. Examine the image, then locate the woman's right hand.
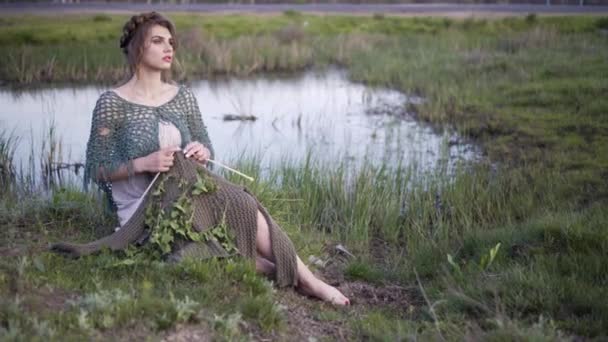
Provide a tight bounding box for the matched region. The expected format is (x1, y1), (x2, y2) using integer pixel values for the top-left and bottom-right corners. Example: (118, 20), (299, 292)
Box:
(134, 146), (181, 173)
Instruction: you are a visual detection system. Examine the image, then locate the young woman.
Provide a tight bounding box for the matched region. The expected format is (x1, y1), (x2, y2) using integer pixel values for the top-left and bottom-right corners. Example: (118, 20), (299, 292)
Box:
(83, 11), (349, 306)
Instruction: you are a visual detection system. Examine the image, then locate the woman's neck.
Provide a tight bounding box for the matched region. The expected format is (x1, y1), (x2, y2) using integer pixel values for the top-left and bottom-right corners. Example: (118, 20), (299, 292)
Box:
(127, 69), (166, 97)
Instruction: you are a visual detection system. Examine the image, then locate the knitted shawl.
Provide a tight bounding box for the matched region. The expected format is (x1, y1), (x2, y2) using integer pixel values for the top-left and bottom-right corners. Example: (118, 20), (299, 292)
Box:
(84, 83), (214, 211)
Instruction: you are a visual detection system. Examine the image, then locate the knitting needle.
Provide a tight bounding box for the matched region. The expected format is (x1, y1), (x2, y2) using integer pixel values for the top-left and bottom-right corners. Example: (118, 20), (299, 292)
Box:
(143, 172), (161, 194)
(207, 159), (255, 182)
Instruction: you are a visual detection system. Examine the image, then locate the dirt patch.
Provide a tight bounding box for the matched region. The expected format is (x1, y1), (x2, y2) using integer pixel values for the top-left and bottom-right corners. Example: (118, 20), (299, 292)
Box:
(0, 245), (24, 257)
(340, 280), (421, 318)
(101, 323), (159, 342)
(19, 285), (79, 313)
(258, 276), (422, 340)
(162, 323), (213, 342)
(274, 289), (352, 341)
(0, 243), (52, 258)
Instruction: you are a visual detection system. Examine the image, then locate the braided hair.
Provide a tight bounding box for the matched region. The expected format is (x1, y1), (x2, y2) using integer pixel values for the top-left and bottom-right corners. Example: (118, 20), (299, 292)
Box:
(119, 11), (179, 56)
(115, 11), (180, 84)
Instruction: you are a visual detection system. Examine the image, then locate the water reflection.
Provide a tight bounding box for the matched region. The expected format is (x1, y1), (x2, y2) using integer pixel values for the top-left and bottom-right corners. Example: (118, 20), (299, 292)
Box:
(0, 68), (479, 184)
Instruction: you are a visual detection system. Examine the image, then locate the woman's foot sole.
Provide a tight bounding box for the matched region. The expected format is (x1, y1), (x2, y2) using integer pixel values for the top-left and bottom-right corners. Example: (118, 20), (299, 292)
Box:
(297, 279), (350, 306)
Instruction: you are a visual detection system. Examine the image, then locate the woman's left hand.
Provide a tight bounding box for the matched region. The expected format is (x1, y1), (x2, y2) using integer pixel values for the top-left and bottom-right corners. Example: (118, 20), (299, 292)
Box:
(183, 141), (211, 165)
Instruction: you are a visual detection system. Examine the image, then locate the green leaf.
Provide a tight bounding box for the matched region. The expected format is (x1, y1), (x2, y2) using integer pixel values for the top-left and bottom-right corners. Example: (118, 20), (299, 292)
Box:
(33, 257), (45, 272)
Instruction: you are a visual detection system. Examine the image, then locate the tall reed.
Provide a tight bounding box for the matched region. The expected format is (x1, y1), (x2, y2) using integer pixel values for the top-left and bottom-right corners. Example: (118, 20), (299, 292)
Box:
(0, 129), (19, 193)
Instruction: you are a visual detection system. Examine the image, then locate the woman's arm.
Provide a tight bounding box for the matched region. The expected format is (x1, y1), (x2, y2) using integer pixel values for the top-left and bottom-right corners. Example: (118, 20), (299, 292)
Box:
(95, 156), (145, 182)
(184, 87), (215, 161)
(85, 93), (180, 186)
(95, 147), (182, 182)
(85, 92), (124, 186)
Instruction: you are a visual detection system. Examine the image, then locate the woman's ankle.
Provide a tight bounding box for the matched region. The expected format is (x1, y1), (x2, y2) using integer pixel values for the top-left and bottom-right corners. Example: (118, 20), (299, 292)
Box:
(255, 257), (276, 276)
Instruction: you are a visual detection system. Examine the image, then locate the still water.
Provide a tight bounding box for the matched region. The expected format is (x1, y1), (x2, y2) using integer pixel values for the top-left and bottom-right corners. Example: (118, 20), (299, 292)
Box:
(0, 69), (479, 180)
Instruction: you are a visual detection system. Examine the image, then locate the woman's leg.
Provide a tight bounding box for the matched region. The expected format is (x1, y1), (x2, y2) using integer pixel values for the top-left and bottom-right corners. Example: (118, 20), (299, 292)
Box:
(255, 256), (276, 276)
(255, 211), (350, 305)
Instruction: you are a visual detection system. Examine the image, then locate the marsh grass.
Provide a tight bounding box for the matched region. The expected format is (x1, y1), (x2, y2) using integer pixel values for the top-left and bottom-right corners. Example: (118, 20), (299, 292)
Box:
(2, 14), (604, 83)
(2, 140), (608, 338)
(1, 13), (607, 340)
(1, 125), (606, 339)
(0, 129), (18, 191)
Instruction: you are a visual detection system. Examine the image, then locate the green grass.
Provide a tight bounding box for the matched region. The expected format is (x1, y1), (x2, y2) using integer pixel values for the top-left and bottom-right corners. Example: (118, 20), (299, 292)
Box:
(1, 12), (608, 340)
(2, 146), (605, 339)
(1, 253), (283, 339)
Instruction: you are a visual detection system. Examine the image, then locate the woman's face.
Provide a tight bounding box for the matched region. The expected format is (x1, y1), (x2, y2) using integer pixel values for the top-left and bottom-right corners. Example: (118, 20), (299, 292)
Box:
(140, 24), (174, 71)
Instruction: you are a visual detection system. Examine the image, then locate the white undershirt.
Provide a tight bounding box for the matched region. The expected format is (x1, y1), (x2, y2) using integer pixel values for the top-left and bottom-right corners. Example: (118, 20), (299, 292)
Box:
(111, 121), (182, 227)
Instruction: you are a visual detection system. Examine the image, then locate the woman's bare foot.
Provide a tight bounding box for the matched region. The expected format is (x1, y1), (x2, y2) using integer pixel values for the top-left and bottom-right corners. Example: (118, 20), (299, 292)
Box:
(255, 257), (276, 276)
(253, 210), (349, 305)
(298, 278), (350, 306)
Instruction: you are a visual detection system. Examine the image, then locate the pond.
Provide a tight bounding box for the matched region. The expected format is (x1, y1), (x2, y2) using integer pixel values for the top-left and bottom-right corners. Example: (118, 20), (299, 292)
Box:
(0, 68), (480, 185)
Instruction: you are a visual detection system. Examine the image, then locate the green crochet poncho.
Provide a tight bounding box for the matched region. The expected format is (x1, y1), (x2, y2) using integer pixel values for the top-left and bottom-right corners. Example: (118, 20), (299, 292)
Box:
(84, 83), (214, 211)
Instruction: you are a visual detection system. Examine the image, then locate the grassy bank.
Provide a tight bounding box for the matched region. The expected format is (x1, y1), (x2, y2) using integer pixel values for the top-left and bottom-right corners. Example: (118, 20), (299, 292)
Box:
(1, 12), (608, 340)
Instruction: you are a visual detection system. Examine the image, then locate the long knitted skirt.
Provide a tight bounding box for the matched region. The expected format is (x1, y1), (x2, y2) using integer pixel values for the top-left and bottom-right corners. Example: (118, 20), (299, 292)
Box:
(50, 154), (299, 287)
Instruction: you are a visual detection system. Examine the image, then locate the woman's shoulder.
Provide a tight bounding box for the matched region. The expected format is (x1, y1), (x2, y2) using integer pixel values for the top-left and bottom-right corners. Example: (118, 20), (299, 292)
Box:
(162, 82), (185, 95)
(177, 83), (194, 96)
(97, 89), (114, 99)
(90, 89), (127, 120)
(176, 83), (197, 107)
(171, 83), (194, 108)
(93, 89), (121, 111)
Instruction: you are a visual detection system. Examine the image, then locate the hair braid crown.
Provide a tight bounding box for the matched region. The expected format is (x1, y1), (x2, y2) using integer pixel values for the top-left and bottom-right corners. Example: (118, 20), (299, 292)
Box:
(119, 11), (160, 55)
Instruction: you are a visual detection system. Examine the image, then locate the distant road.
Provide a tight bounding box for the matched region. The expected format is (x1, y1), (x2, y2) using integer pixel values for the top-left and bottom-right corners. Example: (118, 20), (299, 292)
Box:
(1, 3), (607, 17)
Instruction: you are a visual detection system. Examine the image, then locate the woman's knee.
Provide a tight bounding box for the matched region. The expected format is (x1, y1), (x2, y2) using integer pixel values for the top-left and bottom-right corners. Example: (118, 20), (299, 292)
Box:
(255, 210), (273, 259)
